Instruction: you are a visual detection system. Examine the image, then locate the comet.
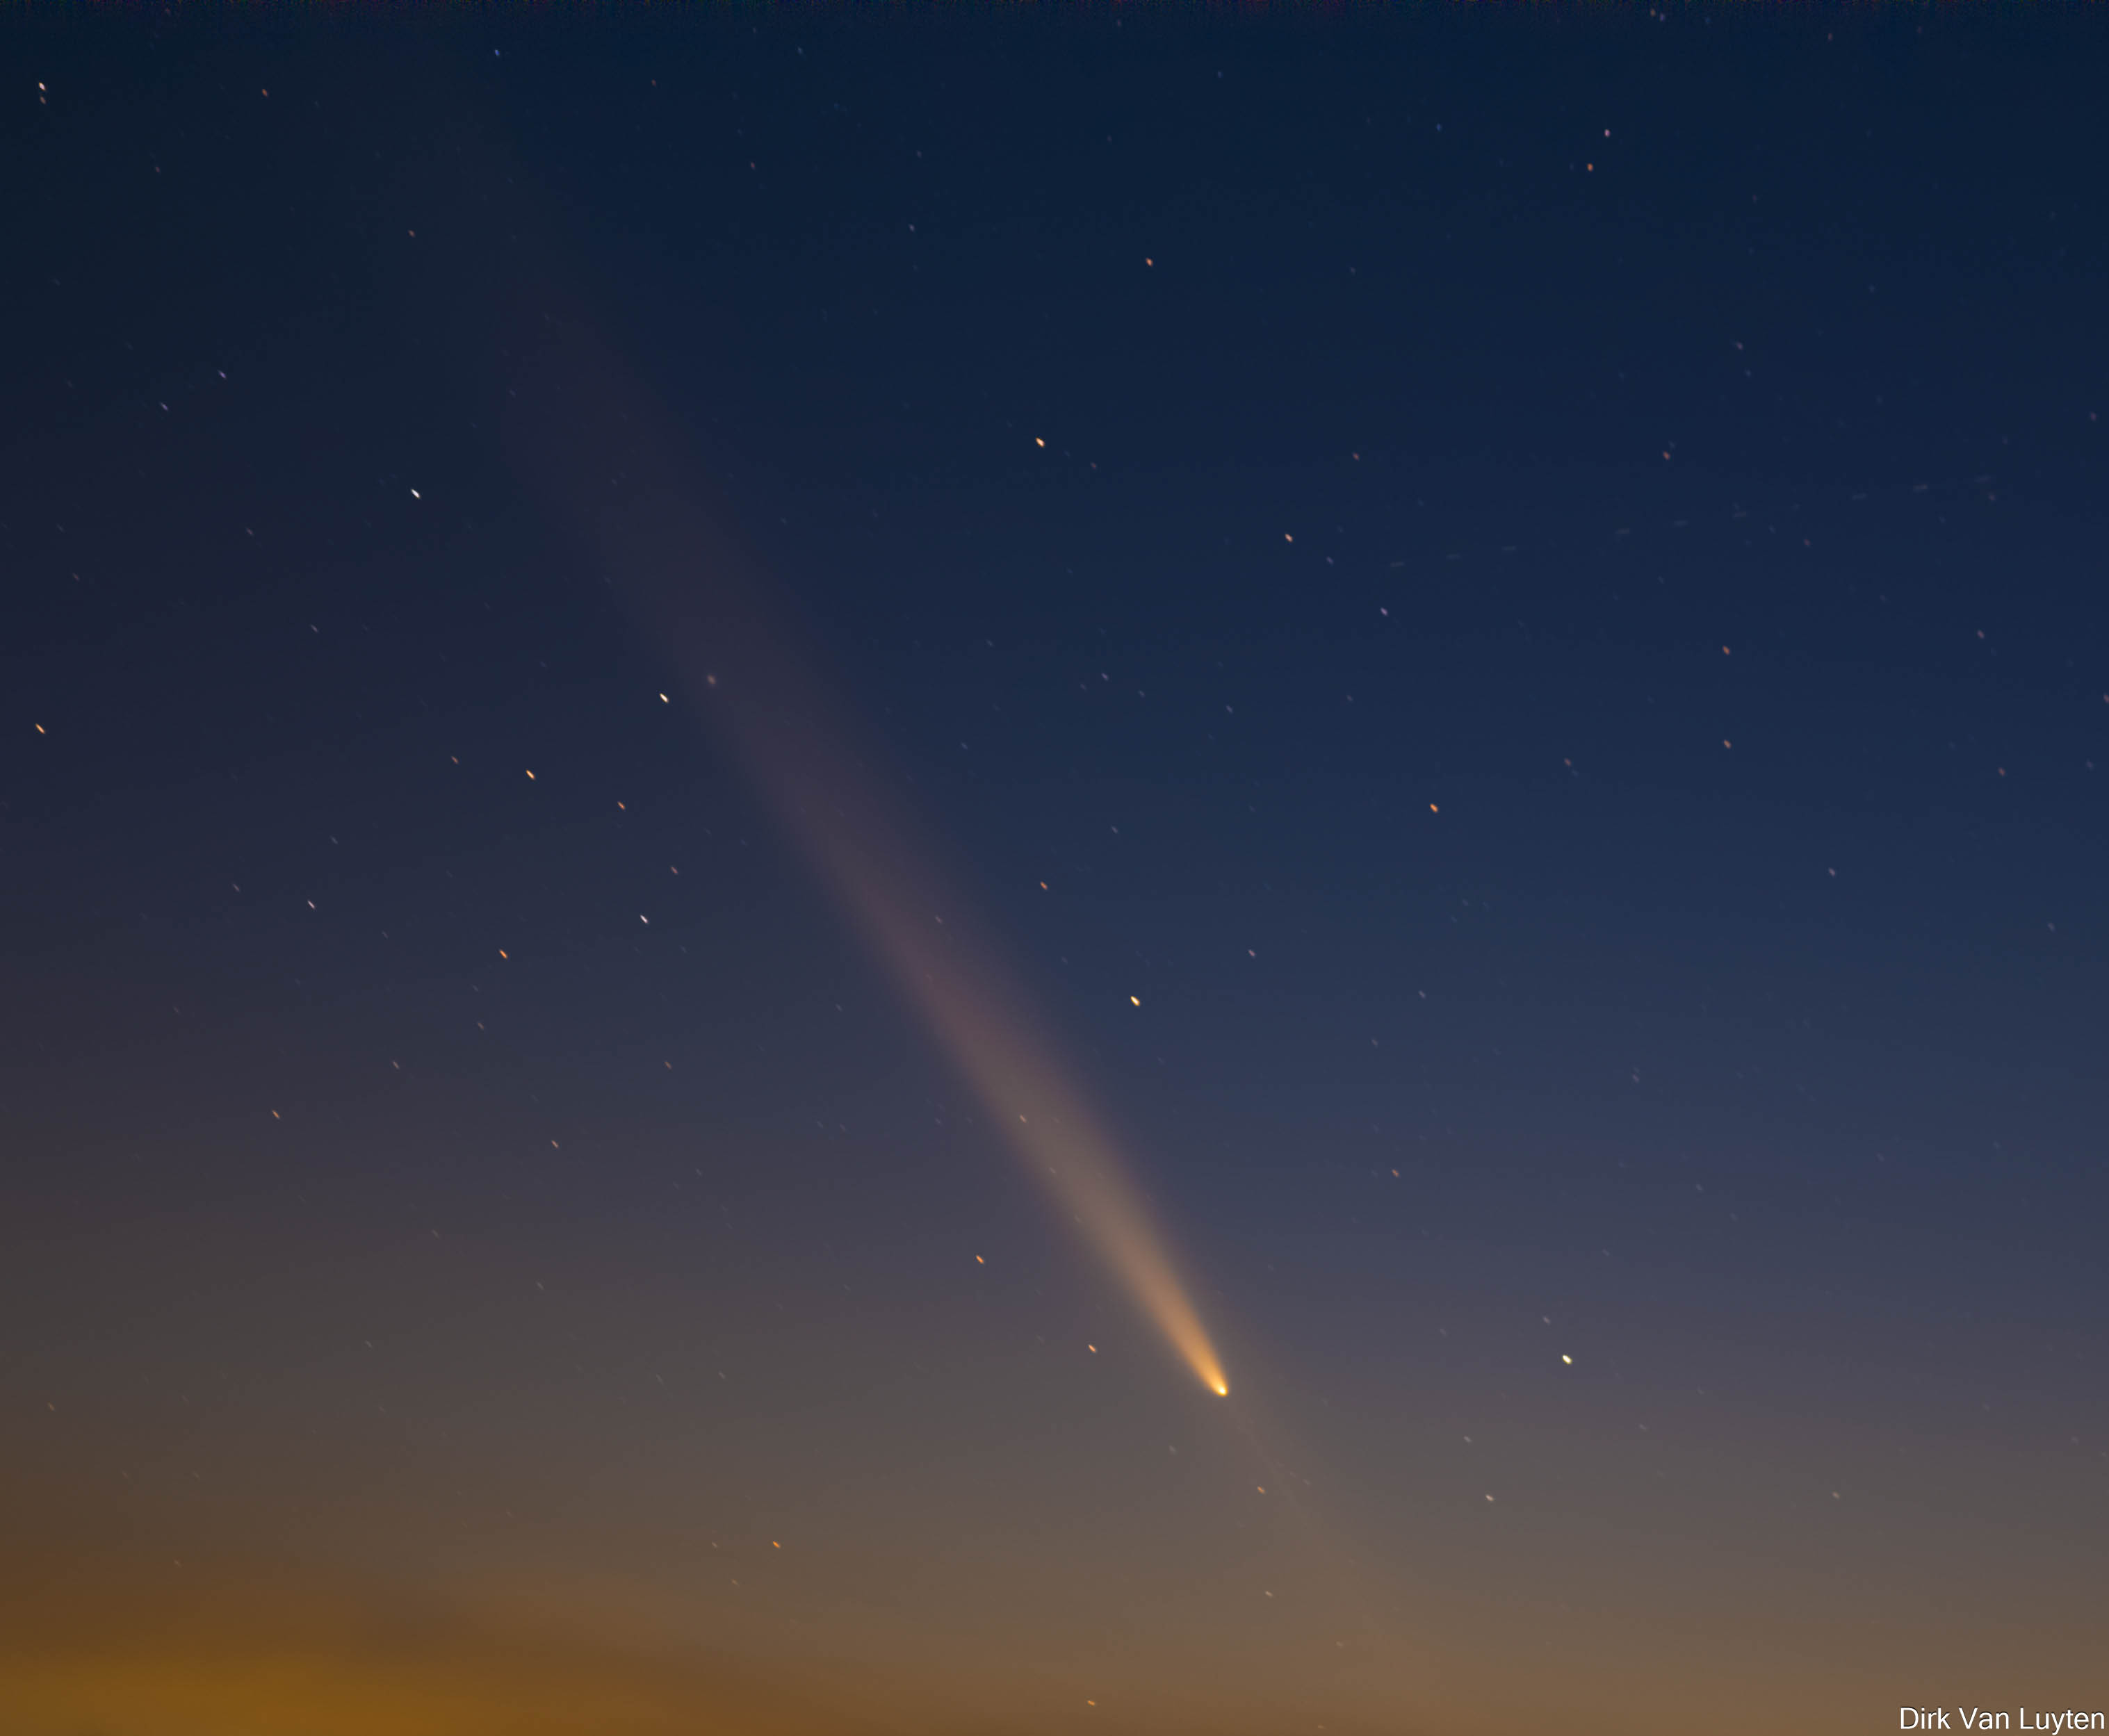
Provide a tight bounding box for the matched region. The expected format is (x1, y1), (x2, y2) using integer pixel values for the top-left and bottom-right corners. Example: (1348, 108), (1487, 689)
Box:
(507, 327), (1230, 1401)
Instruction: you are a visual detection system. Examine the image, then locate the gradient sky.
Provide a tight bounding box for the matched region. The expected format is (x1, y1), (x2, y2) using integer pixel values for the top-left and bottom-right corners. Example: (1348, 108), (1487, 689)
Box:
(5, 9), (2108, 1735)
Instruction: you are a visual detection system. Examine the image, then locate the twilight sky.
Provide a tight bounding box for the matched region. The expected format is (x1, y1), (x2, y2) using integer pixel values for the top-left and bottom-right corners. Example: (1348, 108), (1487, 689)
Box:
(3, 9), (2107, 1735)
